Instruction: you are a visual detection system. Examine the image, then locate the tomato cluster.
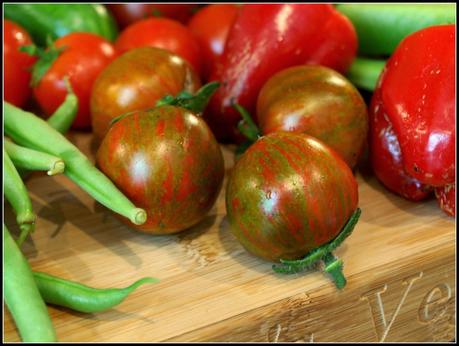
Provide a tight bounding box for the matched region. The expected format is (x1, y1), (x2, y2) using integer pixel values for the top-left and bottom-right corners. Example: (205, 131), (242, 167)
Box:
(4, 3), (454, 290)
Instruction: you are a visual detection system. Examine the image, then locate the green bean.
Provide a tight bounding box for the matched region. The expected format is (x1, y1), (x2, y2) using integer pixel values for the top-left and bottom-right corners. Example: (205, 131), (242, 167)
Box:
(4, 102), (147, 226)
(5, 138), (65, 176)
(33, 272), (159, 313)
(336, 4), (456, 56)
(346, 57), (386, 91)
(4, 224), (57, 342)
(4, 148), (36, 245)
(47, 76), (78, 133)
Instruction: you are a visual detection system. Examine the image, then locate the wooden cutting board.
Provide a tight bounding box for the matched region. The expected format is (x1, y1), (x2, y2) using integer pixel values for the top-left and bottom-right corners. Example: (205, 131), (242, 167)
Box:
(3, 132), (456, 342)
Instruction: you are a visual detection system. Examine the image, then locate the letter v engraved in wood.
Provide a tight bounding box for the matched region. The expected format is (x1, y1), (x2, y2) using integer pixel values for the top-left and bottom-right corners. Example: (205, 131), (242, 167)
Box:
(360, 272), (423, 342)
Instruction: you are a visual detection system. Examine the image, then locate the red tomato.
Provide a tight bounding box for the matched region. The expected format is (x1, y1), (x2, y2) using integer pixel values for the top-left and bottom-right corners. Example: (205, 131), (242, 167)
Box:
(107, 4), (198, 28)
(115, 17), (202, 77)
(33, 32), (117, 130)
(3, 20), (37, 107)
(188, 4), (239, 81)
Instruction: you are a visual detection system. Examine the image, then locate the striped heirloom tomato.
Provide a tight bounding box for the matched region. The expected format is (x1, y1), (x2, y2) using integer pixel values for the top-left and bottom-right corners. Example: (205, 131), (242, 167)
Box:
(226, 132), (359, 263)
(96, 104), (224, 234)
(91, 47), (201, 142)
(257, 65), (368, 168)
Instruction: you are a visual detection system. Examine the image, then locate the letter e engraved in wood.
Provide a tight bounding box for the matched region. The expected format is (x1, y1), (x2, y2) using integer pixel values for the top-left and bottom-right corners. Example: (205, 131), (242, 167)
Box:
(418, 283), (455, 341)
(360, 272), (423, 342)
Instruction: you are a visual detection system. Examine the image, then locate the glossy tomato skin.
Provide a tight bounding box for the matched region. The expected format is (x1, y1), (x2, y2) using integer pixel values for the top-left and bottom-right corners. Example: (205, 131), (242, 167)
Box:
(257, 65), (368, 168)
(226, 132), (359, 262)
(96, 105), (225, 234)
(34, 32), (117, 130)
(107, 4), (198, 28)
(3, 20), (37, 107)
(90, 47), (201, 142)
(369, 85), (433, 201)
(205, 4), (357, 142)
(115, 17), (202, 77)
(188, 4), (239, 81)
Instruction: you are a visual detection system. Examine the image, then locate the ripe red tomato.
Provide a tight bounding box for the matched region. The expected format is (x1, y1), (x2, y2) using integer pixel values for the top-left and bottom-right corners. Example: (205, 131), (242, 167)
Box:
(33, 32), (117, 130)
(226, 132), (358, 262)
(188, 4), (239, 81)
(96, 105), (224, 234)
(3, 20), (37, 107)
(256, 65), (368, 168)
(90, 47), (201, 142)
(107, 4), (198, 28)
(115, 17), (202, 77)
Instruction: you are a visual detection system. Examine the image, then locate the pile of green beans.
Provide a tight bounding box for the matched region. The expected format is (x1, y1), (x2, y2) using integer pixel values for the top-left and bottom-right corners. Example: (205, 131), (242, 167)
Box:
(4, 85), (158, 342)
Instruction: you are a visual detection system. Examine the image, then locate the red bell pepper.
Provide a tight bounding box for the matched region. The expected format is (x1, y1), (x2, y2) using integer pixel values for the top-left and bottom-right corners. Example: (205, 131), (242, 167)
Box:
(369, 25), (455, 216)
(204, 4), (357, 142)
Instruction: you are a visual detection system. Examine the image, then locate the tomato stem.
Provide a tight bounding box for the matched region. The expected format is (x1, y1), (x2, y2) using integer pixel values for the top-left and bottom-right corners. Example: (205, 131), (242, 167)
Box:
(272, 208), (361, 289)
(322, 252), (346, 289)
(233, 103), (261, 143)
(156, 81), (220, 115)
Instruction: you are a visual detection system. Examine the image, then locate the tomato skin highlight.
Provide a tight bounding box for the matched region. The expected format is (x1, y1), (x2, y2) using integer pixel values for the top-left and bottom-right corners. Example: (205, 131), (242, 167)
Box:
(188, 4), (239, 81)
(205, 4), (357, 142)
(226, 132), (359, 262)
(115, 17), (202, 77)
(34, 32), (117, 130)
(257, 65), (368, 168)
(3, 20), (37, 108)
(90, 47), (201, 142)
(96, 105), (225, 234)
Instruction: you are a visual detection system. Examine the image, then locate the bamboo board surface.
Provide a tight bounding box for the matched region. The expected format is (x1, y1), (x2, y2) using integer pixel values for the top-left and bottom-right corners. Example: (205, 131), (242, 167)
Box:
(3, 132), (456, 342)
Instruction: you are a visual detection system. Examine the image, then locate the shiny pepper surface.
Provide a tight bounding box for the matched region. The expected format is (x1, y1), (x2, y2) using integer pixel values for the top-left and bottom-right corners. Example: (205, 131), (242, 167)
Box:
(370, 25), (455, 216)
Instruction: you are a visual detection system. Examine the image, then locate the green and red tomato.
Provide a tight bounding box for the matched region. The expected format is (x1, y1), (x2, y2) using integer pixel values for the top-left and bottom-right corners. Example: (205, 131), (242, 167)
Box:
(226, 132), (359, 262)
(96, 105), (224, 234)
(257, 65), (368, 168)
(90, 47), (201, 142)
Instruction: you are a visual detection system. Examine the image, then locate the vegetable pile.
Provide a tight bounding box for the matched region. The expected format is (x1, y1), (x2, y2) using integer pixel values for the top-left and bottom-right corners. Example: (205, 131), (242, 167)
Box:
(3, 3), (456, 342)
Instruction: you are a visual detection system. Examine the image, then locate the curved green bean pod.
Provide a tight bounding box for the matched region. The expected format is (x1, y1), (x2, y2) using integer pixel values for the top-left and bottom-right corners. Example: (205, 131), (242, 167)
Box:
(4, 102), (147, 226)
(46, 77), (78, 133)
(33, 272), (159, 313)
(4, 138), (65, 176)
(4, 224), (57, 342)
(346, 57), (386, 91)
(4, 148), (36, 245)
(337, 4), (456, 56)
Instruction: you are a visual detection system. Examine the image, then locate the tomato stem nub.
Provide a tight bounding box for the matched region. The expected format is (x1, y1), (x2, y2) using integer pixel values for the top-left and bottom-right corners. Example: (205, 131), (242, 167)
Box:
(272, 208), (361, 290)
(156, 81), (220, 115)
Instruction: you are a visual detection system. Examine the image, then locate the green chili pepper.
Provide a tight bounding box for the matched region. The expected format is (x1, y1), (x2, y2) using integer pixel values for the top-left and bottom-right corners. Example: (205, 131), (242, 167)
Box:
(4, 102), (147, 226)
(4, 224), (57, 342)
(336, 4), (456, 56)
(4, 148), (36, 245)
(4, 3), (118, 46)
(33, 272), (159, 313)
(346, 57), (386, 91)
(4, 138), (65, 176)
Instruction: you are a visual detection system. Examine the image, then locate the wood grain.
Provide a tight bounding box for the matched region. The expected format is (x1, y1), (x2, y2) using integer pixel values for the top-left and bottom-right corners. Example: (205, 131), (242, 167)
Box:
(3, 132), (456, 342)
